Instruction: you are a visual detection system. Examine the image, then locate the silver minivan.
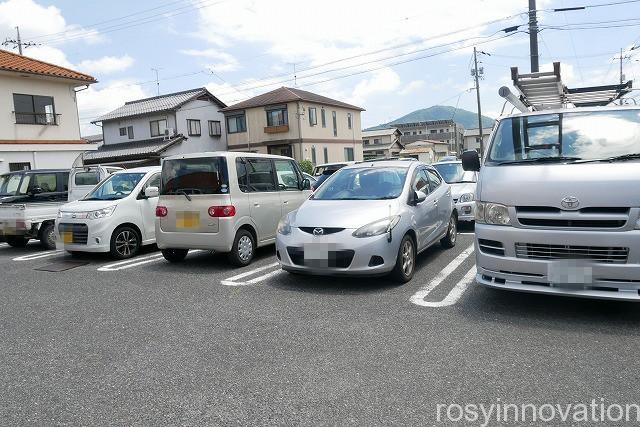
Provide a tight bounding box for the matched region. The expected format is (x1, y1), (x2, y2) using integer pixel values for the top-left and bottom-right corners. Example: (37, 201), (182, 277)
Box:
(150, 152), (311, 266)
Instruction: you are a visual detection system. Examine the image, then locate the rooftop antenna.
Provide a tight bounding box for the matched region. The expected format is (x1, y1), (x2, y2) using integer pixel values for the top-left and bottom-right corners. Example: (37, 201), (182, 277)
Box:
(151, 67), (162, 96)
(2, 26), (39, 54)
(286, 62), (299, 87)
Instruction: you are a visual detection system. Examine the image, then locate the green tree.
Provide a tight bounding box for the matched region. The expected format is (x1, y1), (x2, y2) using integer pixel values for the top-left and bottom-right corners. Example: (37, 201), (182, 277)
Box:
(298, 159), (313, 175)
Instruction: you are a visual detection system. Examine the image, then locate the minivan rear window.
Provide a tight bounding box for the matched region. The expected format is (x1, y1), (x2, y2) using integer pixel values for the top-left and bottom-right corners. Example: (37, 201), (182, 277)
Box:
(161, 157), (229, 195)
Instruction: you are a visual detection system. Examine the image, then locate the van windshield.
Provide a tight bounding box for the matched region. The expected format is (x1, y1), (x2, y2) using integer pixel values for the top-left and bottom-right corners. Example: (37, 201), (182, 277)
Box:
(488, 109), (640, 164)
(161, 157), (229, 195)
(312, 167), (408, 200)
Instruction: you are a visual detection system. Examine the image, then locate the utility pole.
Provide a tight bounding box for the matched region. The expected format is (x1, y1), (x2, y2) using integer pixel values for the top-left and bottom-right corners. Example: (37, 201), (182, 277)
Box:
(15, 26), (22, 55)
(2, 26), (38, 54)
(472, 47), (485, 158)
(528, 0), (539, 72)
(151, 67), (161, 96)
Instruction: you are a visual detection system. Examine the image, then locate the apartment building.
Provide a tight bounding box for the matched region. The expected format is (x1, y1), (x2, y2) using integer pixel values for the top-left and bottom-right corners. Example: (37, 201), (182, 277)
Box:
(463, 127), (491, 153)
(221, 87), (364, 164)
(394, 119), (464, 155)
(361, 128), (403, 160)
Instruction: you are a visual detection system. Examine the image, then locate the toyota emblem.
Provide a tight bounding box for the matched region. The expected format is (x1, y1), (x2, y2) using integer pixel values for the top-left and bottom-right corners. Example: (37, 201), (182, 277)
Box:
(561, 196), (580, 210)
(313, 227), (324, 236)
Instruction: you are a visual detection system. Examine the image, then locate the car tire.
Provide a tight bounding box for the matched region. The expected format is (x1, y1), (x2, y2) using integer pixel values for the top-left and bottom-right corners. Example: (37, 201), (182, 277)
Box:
(5, 236), (28, 248)
(440, 213), (458, 249)
(227, 229), (255, 267)
(391, 234), (416, 283)
(110, 226), (140, 260)
(39, 222), (57, 250)
(162, 248), (189, 263)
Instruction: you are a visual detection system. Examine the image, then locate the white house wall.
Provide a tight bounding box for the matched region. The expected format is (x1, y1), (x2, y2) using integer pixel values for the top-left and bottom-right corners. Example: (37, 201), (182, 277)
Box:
(0, 144), (97, 174)
(102, 112), (177, 145)
(174, 98), (227, 153)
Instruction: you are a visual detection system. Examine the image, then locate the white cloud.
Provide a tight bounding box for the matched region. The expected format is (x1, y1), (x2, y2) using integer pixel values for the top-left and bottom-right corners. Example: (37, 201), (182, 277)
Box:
(351, 68), (401, 105)
(21, 45), (74, 68)
(399, 80), (425, 95)
(77, 55), (135, 75)
(180, 48), (240, 72)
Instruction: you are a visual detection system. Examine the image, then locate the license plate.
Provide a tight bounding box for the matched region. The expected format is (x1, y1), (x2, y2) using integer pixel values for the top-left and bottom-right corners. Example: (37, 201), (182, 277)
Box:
(176, 212), (200, 229)
(548, 260), (593, 285)
(303, 243), (336, 268)
(62, 231), (73, 244)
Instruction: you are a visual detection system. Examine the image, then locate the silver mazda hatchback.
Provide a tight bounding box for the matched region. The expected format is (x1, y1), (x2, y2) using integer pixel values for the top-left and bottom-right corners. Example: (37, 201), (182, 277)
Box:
(275, 160), (457, 282)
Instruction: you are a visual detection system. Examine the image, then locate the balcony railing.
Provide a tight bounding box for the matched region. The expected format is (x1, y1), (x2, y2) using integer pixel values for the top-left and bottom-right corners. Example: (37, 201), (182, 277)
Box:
(14, 111), (59, 125)
(264, 124), (289, 134)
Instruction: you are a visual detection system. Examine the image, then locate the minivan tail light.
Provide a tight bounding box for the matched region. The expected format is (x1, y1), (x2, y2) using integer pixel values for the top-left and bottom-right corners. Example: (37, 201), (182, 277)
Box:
(208, 205), (236, 217)
(156, 206), (168, 217)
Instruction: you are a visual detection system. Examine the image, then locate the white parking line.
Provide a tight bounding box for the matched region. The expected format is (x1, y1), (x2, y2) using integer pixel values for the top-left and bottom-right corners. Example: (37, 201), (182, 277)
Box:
(0, 243), (8, 248)
(416, 267), (477, 307)
(12, 250), (64, 261)
(221, 262), (281, 286)
(97, 250), (202, 272)
(410, 244), (475, 307)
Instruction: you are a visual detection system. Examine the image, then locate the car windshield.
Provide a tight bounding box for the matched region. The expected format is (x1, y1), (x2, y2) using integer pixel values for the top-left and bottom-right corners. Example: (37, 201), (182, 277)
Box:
(0, 174), (26, 196)
(161, 157), (229, 195)
(433, 163), (476, 183)
(83, 173), (145, 201)
(312, 167), (408, 200)
(488, 109), (640, 164)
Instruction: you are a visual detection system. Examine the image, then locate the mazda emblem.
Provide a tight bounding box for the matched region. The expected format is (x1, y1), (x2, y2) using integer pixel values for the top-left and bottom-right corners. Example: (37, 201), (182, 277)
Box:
(561, 196), (580, 210)
(313, 227), (324, 236)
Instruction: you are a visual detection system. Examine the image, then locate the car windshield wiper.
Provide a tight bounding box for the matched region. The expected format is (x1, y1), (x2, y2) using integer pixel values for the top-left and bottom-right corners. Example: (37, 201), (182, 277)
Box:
(496, 156), (582, 165)
(575, 153), (640, 164)
(82, 197), (103, 201)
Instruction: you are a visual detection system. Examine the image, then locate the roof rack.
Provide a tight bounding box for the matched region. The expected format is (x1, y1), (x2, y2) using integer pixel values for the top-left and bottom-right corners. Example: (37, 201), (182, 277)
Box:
(510, 62), (632, 110)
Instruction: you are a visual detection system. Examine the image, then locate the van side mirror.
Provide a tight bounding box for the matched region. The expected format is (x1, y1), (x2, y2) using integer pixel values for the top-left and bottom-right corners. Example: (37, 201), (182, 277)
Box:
(145, 186), (159, 198)
(461, 150), (481, 172)
(301, 178), (311, 190)
(414, 190), (427, 204)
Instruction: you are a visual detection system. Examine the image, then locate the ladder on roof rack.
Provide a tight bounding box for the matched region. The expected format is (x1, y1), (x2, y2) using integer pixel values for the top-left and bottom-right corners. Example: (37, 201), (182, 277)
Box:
(510, 62), (632, 110)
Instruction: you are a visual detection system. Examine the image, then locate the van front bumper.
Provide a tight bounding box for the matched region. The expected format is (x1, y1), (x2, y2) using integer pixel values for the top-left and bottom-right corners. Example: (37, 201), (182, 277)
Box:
(474, 224), (640, 301)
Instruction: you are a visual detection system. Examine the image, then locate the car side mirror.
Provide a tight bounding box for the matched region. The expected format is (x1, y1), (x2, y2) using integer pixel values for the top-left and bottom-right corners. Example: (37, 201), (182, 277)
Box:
(29, 186), (43, 196)
(461, 150), (481, 172)
(414, 190), (427, 204)
(301, 178), (311, 190)
(145, 186), (159, 198)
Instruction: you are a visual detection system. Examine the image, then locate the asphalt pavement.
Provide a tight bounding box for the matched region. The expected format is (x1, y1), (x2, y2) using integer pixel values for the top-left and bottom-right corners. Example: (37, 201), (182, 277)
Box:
(1, 225), (639, 425)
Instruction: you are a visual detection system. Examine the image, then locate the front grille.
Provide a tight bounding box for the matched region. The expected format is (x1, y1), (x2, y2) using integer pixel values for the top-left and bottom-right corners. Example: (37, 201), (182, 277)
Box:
(478, 239), (505, 256)
(286, 247), (355, 268)
(58, 223), (88, 245)
(516, 206), (629, 229)
(518, 218), (626, 228)
(515, 243), (629, 264)
(298, 227), (345, 235)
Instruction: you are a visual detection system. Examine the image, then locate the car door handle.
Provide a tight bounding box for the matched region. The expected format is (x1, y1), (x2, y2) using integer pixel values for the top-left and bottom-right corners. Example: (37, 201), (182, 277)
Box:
(253, 203), (260, 207)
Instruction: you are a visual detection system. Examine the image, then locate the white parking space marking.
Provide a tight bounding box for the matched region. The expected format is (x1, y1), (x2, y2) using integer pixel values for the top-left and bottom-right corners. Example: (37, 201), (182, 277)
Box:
(97, 250), (203, 272)
(416, 267), (477, 307)
(0, 243), (8, 248)
(221, 262), (281, 286)
(410, 244), (475, 307)
(12, 250), (64, 261)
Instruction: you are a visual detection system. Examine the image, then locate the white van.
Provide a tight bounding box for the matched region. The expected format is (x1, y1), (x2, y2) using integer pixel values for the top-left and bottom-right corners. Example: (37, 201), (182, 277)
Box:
(150, 152), (311, 266)
(56, 167), (161, 259)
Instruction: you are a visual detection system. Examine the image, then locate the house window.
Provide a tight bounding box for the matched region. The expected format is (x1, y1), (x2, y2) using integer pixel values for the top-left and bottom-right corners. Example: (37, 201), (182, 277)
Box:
(127, 126), (134, 139)
(344, 147), (354, 161)
(412, 131), (417, 135)
(208, 120), (222, 136)
(404, 132), (410, 136)
(309, 107), (317, 126)
(119, 127), (127, 136)
(430, 130), (437, 134)
(13, 94), (56, 125)
(321, 108), (326, 128)
(187, 119), (201, 136)
(439, 129), (444, 133)
(226, 114), (246, 133)
(419, 131), (422, 134)
(347, 113), (352, 129)
(9, 162), (30, 172)
(363, 139), (370, 145)
(311, 147), (317, 165)
(323, 147), (328, 163)
(266, 105), (288, 127)
(332, 111), (337, 137)
(374, 138), (381, 144)
(149, 119), (167, 137)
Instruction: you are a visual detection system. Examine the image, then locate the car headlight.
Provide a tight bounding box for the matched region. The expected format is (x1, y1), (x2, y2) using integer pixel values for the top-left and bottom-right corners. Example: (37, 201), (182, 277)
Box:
(352, 215), (401, 238)
(475, 202), (510, 226)
(87, 206), (116, 220)
(277, 212), (294, 235)
(459, 193), (474, 203)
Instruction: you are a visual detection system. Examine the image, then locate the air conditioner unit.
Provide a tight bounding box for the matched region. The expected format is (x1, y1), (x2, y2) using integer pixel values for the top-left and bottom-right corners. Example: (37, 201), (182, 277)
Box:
(163, 128), (175, 140)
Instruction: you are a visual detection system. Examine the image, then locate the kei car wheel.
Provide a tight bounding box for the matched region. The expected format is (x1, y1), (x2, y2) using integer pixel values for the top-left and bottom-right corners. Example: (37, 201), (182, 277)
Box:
(162, 248), (189, 263)
(391, 234), (416, 283)
(110, 226), (140, 260)
(228, 229), (255, 267)
(40, 222), (57, 250)
(440, 213), (458, 249)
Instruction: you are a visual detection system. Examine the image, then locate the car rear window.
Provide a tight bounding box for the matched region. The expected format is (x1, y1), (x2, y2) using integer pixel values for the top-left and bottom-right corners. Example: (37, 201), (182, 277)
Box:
(161, 157), (229, 195)
(74, 171), (100, 186)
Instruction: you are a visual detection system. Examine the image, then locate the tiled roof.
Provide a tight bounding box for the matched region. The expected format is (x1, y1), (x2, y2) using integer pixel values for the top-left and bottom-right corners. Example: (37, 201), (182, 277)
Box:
(94, 88), (227, 122)
(82, 136), (184, 164)
(0, 139), (89, 144)
(0, 49), (96, 83)
(362, 128), (400, 138)
(221, 86), (365, 112)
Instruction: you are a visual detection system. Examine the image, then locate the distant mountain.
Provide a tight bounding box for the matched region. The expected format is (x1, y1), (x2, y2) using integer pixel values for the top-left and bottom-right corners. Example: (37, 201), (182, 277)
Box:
(367, 105), (494, 130)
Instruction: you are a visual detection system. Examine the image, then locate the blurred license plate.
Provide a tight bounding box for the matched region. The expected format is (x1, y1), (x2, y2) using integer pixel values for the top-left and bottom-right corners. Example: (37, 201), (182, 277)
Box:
(63, 231), (73, 244)
(548, 260), (593, 285)
(303, 243), (336, 268)
(177, 212), (200, 228)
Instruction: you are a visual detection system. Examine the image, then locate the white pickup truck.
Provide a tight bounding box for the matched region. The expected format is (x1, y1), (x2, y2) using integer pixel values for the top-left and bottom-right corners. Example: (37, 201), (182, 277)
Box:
(0, 166), (120, 249)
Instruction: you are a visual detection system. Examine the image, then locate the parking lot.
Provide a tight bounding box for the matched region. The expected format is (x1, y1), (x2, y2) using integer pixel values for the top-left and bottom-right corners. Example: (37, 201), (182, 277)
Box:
(1, 224), (639, 425)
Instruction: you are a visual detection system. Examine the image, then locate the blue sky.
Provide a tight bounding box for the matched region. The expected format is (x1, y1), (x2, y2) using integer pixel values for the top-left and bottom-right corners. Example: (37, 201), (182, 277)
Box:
(1, 0), (639, 135)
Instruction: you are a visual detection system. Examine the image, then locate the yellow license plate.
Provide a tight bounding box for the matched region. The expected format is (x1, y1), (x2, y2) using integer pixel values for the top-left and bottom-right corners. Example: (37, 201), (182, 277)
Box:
(63, 231), (73, 244)
(176, 212), (200, 228)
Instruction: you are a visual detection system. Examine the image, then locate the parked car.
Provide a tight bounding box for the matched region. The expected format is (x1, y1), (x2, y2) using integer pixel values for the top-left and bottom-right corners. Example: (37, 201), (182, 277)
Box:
(462, 105), (640, 301)
(0, 167), (117, 248)
(433, 159), (478, 222)
(312, 161), (356, 176)
(56, 167), (161, 259)
(302, 173), (317, 188)
(151, 152), (311, 266)
(311, 168), (341, 191)
(275, 160), (457, 283)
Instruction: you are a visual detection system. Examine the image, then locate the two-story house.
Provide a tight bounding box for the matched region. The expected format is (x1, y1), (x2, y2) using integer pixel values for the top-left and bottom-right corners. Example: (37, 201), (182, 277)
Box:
(0, 49), (98, 174)
(362, 128), (404, 160)
(87, 87), (227, 166)
(220, 87), (364, 164)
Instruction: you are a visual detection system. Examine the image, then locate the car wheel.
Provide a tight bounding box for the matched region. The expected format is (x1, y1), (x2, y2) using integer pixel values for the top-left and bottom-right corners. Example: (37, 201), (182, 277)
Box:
(440, 213), (458, 249)
(161, 248), (189, 263)
(6, 236), (28, 248)
(39, 223), (57, 250)
(228, 229), (255, 267)
(110, 226), (140, 260)
(391, 234), (416, 283)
